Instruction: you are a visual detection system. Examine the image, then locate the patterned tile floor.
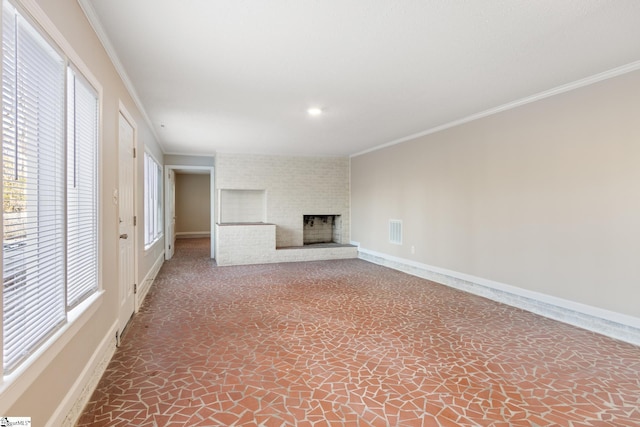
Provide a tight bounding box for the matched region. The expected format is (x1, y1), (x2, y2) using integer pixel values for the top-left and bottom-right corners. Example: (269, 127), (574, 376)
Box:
(77, 238), (640, 426)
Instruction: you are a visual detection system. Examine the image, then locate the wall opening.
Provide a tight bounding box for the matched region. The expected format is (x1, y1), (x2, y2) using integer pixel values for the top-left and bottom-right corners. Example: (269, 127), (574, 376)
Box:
(303, 215), (342, 245)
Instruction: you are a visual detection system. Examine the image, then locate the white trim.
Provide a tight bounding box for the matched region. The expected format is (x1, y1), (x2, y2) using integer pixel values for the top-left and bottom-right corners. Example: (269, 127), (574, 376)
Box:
(118, 101), (137, 143)
(118, 103), (139, 287)
(143, 147), (163, 167)
(18, 0), (102, 98)
(164, 165), (215, 259)
(47, 321), (118, 427)
(356, 246), (640, 346)
(210, 170), (215, 259)
(76, 0), (163, 152)
(0, 291), (104, 414)
(143, 151), (164, 250)
(351, 60), (640, 158)
(136, 252), (164, 312)
(163, 149), (218, 157)
(176, 231), (211, 237)
(117, 107), (138, 341)
(164, 168), (175, 260)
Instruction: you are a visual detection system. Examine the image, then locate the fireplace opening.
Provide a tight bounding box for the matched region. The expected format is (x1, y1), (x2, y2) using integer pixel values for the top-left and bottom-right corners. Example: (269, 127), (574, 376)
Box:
(303, 215), (341, 245)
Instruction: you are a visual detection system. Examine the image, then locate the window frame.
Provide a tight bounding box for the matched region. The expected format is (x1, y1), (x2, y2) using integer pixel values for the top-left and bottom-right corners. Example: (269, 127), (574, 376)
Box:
(0, 0), (103, 384)
(66, 65), (100, 309)
(143, 150), (163, 249)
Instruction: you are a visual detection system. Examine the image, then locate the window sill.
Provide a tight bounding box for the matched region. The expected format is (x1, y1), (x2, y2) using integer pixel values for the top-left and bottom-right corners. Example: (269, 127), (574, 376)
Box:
(0, 290), (105, 414)
(144, 234), (164, 252)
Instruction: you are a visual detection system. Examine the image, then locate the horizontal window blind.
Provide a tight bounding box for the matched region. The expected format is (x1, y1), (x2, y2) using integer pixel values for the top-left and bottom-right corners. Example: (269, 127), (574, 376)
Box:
(2, 1), (100, 374)
(144, 152), (162, 246)
(2, 2), (67, 373)
(66, 67), (98, 308)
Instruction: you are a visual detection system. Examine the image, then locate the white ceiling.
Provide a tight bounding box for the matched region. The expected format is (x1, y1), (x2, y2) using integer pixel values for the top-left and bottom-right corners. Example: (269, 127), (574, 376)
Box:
(80, 0), (640, 157)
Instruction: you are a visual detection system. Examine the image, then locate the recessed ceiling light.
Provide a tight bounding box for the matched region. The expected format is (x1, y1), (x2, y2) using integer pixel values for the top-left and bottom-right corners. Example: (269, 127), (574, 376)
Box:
(307, 107), (323, 116)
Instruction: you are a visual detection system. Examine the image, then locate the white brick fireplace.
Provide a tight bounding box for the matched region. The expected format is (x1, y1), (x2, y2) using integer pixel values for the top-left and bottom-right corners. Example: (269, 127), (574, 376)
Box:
(214, 154), (356, 265)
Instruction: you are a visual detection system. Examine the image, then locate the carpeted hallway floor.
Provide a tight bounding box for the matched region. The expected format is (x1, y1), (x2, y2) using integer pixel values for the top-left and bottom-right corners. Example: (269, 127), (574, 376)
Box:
(76, 238), (640, 426)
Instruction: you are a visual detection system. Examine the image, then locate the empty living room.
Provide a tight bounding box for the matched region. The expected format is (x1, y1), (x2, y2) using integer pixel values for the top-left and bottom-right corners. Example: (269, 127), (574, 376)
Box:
(1, 0), (639, 426)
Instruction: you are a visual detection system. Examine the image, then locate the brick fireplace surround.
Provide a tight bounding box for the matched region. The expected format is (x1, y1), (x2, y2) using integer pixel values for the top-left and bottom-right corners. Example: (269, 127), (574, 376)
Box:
(214, 154), (356, 266)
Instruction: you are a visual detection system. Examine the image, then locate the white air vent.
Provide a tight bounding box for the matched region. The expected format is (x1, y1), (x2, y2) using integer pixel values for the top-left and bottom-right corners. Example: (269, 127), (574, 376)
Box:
(389, 219), (402, 245)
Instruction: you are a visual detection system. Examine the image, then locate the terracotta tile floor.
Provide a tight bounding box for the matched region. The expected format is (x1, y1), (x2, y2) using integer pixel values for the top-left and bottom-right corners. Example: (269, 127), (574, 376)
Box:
(77, 238), (640, 426)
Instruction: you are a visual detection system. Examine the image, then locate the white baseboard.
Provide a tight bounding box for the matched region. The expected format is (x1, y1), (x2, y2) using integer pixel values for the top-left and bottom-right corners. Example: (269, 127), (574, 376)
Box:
(137, 251), (165, 312)
(357, 246), (640, 347)
(48, 321), (118, 427)
(176, 231), (210, 238)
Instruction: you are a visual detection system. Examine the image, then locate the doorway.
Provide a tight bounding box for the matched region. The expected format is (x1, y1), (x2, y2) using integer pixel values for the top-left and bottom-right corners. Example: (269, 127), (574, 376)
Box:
(118, 110), (136, 341)
(164, 165), (215, 260)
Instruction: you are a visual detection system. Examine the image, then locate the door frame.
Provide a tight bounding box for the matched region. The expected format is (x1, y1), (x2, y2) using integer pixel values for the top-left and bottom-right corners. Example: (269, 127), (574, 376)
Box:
(117, 103), (138, 342)
(164, 165), (215, 259)
(165, 168), (176, 260)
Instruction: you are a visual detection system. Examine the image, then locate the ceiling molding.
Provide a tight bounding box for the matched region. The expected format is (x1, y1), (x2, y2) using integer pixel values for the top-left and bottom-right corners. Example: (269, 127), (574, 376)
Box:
(163, 150), (218, 158)
(77, 0), (164, 153)
(351, 60), (640, 158)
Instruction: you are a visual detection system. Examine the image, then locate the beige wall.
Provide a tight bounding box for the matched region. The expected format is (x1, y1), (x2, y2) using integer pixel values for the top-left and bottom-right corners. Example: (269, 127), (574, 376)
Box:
(216, 153), (350, 247)
(165, 154), (214, 167)
(2, 0), (164, 423)
(352, 69), (640, 319)
(175, 173), (211, 234)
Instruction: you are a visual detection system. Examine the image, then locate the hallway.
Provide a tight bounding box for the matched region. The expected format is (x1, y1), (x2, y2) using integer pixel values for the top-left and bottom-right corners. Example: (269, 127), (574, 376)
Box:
(77, 238), (640, 426)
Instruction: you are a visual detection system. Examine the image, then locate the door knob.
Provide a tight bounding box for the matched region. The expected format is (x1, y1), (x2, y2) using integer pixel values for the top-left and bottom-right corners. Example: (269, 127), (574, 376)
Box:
(120, 233), (128, 239)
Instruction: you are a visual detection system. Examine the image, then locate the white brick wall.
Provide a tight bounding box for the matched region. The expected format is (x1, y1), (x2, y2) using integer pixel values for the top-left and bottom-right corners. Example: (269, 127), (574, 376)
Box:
(216, 154), (350, 248)
(215, 223), (357, 266)
(219, 189), (265, 223)
(215, 223), (276, 266)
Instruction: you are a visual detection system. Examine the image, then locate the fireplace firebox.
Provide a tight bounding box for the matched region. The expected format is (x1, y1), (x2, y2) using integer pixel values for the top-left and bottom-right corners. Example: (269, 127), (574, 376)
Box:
(303, 215), (342, 245)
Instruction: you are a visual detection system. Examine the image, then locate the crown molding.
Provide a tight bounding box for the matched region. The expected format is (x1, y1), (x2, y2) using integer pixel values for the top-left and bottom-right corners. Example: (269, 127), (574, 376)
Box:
(352, 60), (640, 158)
(77, 0), (164, 153)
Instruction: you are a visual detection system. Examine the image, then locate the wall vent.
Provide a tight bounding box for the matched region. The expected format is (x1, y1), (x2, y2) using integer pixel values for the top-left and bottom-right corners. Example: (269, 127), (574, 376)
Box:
(389, 219), (403, 245)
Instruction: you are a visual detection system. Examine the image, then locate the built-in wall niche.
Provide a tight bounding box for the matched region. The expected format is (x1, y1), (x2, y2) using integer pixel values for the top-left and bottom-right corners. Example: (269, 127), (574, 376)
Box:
(219, 189), (266, 223)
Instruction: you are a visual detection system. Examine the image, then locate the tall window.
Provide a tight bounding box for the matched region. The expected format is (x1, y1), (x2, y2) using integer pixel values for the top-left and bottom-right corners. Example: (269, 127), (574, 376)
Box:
(66, 67), (99, 308)
(2, 1), (99, 374)
(144, 152), (162, 247)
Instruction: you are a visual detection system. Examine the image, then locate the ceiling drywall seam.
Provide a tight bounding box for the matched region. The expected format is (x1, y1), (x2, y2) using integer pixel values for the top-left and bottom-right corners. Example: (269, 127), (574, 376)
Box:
(351, 59), (640, 158)
(77, 0), (165, 153)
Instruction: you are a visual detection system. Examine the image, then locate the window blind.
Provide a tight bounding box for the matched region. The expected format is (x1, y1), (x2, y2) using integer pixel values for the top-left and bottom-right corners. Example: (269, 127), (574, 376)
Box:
(2, 3), (67, 372)
(66, 68), (98, 308)
(144, 152), (162, 246)
(2, 1), (100, 374)
(144, 153), (150, 244)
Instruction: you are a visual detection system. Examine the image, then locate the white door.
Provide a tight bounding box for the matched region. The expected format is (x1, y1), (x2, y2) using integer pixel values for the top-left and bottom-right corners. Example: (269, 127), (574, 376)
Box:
(118, 112), (136, 341)
(165, 168), (176, 260)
